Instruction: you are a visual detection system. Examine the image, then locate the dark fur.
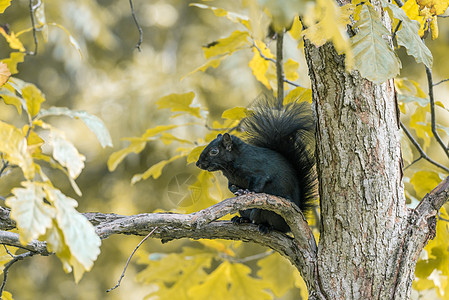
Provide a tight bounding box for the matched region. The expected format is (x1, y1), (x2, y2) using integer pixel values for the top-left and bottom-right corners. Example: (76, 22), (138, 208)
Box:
(196, 100), (317, 233)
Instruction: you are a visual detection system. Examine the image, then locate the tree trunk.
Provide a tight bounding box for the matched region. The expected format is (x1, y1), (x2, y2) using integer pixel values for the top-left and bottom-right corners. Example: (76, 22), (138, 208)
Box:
(302, 2), (441, 297)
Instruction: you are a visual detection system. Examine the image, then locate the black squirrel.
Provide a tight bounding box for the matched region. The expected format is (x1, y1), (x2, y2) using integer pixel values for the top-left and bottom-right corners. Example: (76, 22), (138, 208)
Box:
(196, 99), (317, 233)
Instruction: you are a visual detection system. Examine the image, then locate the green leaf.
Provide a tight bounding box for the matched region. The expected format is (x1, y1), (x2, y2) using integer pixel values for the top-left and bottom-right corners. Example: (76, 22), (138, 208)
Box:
(22, 84), (46, 117)
(44, 186), (101, 282)
(0, 120), (34, 179)
(156, 92), (202, 119)
(397, 94), (429, 107)
(131, 154), (186, 184)
(381, 0), (432, 68)
(203, 30), (250, 59)
(37, 106), (112, 148)
(51, 129), (86, 179)
(6, 182), (55, 244)
(351, 4), (401, 84)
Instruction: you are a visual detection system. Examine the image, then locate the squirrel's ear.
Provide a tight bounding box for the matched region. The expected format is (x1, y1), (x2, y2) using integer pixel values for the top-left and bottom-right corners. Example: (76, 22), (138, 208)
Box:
(217, 133), (222, 138)
(222, 133), (232, 151)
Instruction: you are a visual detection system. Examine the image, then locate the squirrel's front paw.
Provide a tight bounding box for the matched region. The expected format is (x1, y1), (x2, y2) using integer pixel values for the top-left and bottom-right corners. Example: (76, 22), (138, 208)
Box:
(231, 216), (251, 224)
(234, 189), (254, 196)
(257, 224), (272, 234)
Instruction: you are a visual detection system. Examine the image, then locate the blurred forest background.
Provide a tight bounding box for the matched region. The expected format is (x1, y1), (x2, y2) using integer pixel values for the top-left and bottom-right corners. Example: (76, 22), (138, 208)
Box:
(1, 0), (449, 299)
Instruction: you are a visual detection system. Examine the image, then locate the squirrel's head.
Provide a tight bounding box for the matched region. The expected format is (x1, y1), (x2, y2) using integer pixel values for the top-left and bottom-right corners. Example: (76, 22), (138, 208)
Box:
(196, 133), (237, 172)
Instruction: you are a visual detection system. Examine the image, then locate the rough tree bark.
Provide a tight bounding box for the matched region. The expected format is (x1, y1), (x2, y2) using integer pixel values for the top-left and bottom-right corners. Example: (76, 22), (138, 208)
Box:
(302, 0), (448, 299)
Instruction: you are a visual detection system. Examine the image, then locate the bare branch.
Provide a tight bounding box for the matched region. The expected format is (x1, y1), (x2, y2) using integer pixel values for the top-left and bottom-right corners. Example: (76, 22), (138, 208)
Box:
(0, 194), (320, 294)
(0, 231), (50, 255)
(128, 0), (143, 51)
(400, 122), (449, 173)
(425, 66), (449, 158)
(433, 78), (449, 86)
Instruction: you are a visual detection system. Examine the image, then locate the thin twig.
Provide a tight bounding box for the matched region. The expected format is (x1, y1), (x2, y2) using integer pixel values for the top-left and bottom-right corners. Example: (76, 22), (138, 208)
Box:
(392, 20), (402, 41)
(284, 78), (300, 87)
(425, 66), (449, 158)
(393, 0), (404, 7)
(106, 227), (158, 292)
(0, 251), (35, 297)
(238, 250), (274, 263)
(438, 212), (449, 222)
(28, 0), (39, 55)
(128, 0), (143, 51)
(403, 156), (423, 171)
(276, 31), (284, 108)
(433, 78), (449, 87)
(2, 245), (13, 258)
(252, 42), (276, 64)
(401, 122), (449, 173)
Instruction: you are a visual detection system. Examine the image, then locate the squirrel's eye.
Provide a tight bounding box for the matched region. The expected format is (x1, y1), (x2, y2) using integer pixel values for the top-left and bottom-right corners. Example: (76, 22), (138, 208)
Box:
(209, 148), (219, 156)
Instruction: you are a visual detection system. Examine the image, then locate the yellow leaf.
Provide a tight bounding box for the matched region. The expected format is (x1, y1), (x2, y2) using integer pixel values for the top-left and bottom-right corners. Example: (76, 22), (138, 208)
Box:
(0, 52), (25, 75)
(0, 0), (12, 13)
(187, 145), (206, 164)
(22, 84), (45, 117)
(6, 182), (55, 244)
(0, 84), (22, 114)
(190, 3), (251, 30)
(302, 0), (354, 69)
(156, 92), (202, 119)
(0, 27), (25, 52)
(402, 0), (427, 36)
(221, 106), (249, 120)
(288, 16), (302, 40)
(199, 240), (236, 256)
(137, 248), (213, 299)
(228, 262), (272, 299)
(257, 252), (298, 297)
(188, 261), (233, 300)
(1, 291), (13, 300)
(284, 58), (299, 82)
(248, 40), (274, 89)
(430, 16), (438, 39)
(410, 105), (432, 149)
(176, 171), (219, 213)
(182, 57), (224, 80)
(0, 120), (34, 179)
(410, 171), (441, 199)
(284, 86), (312, 104)
(0, 62), (10, 86)
(203, 30), (250, 59)
(160, 133), (192, 145)
(107, 140), (146, 171)
(132, 154), (186, 184)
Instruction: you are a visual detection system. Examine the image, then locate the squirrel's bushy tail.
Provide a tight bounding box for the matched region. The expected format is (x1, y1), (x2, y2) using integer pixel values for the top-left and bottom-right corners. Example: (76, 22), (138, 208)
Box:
(243, 96), (317, 214)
